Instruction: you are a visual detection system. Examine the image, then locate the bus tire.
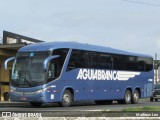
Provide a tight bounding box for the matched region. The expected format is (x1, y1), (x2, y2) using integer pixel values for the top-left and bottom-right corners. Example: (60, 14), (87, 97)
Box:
(123, 89), (131, 104)
(60, 90), (72, 107)
(30, 102), (42, 107)
(131, 90), (139, 104)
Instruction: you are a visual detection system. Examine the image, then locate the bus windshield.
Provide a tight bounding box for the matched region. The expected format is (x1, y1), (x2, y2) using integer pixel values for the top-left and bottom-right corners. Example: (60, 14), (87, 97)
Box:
(11, 51), (50, 87)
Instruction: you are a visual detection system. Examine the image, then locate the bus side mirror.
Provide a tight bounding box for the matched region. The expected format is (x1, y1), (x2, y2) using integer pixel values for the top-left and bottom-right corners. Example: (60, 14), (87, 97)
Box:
(43, 55), (60, 70)
(4, 57), (15, 70)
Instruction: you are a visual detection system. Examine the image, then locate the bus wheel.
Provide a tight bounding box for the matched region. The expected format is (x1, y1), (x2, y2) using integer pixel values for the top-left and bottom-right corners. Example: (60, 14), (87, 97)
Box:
(123, 90), (131, 104)
(131, 90), (139, 104)
(30, 102), (42, 107)
(60, 90), (72, 107)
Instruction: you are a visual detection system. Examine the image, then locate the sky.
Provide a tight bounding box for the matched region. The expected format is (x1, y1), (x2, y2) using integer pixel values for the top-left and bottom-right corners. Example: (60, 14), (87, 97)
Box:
(1, 0), (160, 59)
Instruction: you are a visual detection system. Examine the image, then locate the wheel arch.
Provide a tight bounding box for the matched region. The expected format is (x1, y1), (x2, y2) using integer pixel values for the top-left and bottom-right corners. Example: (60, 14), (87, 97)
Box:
(61, 86), (74, 101)
(125, 87), (132, 94)
(123, 87), (132, 98)
(122, 87), (132, 104)
(134, 87), (141, 98)
(125, 87), (141, 98)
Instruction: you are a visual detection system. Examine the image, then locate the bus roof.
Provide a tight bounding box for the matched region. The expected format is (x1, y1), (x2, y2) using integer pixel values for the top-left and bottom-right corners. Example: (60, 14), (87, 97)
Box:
(19, 41), (152, 58)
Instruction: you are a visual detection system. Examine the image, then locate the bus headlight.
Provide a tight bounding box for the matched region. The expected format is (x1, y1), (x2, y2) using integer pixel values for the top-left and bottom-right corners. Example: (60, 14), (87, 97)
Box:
(35, 86), (51, 94)
(35, 89), (43, 94)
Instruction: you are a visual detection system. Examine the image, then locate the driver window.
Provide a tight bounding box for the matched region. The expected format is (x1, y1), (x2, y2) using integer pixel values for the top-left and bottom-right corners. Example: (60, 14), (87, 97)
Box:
(47, 48), (69, 82)
(48, 62), (55, 79)
(48, 60), (59, 80)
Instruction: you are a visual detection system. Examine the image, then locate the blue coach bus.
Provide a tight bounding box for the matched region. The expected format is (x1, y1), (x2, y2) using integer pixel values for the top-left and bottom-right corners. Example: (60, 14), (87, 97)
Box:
(4, 42), (153, 107)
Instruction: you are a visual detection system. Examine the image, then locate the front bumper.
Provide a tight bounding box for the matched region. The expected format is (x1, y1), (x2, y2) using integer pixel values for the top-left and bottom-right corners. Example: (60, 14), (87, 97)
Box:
(9, 91), (45, 102)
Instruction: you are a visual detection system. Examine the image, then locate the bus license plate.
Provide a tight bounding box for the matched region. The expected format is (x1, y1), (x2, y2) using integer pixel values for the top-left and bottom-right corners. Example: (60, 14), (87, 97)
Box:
(21, 97), (27, 100)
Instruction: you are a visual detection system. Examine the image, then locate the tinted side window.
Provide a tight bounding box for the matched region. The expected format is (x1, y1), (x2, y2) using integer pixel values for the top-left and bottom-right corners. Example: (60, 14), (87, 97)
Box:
(52, 49), (69, 70)
(127, 56), (137, 71)
(145, 58), (153, 71)
(137, 57), (146, 71)
(47, 48), (69, 82)
(99, 54), (113, 69)
(67, 49), (85, 71)
(66, 49), (153, 72)
(87, 52), (99, 68)
(136, 57), (153, 72)
(113, 55), (127, 70)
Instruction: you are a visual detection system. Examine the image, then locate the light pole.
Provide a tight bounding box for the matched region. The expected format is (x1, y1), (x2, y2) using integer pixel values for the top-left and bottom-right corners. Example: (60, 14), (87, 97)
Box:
(156, 61), (160, 83)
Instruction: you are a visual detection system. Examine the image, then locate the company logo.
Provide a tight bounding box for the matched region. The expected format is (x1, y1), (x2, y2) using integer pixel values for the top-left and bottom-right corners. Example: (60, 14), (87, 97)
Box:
(2, 112), (42, 118)
(2, 112), (12, 117)
(76, 69), (140, 81)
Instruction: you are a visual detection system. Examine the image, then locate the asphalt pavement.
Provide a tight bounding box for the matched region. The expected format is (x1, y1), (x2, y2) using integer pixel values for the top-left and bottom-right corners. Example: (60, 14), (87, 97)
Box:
(0, 101), (29, 107)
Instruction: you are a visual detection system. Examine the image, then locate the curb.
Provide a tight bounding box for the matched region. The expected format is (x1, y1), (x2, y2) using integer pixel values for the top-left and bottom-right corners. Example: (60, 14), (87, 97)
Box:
(0, 102), (29, 107)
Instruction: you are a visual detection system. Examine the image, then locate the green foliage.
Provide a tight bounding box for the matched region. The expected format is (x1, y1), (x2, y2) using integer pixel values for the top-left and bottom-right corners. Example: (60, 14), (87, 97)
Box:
(122, 106), (160, 111)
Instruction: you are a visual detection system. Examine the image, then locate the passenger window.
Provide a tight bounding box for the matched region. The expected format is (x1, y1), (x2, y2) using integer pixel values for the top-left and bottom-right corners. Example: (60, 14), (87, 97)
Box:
(137, 57), (146, 71)
(127, 56), (137, 71)
(113, 55), (127, 70)
(99, 54), (113, 69)
(87, 52), (98, 68)
(67, 49), (85, 71)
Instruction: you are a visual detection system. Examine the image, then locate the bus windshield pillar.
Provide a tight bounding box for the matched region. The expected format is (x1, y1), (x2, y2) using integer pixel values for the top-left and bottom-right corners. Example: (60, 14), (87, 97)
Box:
(43, 55), (60, 70)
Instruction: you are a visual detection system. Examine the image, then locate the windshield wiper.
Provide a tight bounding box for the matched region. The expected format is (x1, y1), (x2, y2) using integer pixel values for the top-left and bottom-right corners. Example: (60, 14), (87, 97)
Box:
(24, 78), (32, 87)
(31, 81), (44, 87)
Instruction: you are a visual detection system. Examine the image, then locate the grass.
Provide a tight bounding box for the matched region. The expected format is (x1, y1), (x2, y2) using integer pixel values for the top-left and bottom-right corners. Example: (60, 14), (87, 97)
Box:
(122, 106), (160, 111)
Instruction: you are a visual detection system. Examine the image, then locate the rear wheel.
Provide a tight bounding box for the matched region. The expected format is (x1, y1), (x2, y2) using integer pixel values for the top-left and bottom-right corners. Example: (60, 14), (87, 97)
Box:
(123, 90), (131, 104)
(131, 90), (140, 104)
(155, 99), (158, 102)
(59, 90), (72, 107)
(30, 102), (42, 107)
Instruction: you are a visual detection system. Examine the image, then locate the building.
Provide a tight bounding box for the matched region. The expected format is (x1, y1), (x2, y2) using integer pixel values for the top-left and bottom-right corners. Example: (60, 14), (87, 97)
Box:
(0, 31), (43, 101)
